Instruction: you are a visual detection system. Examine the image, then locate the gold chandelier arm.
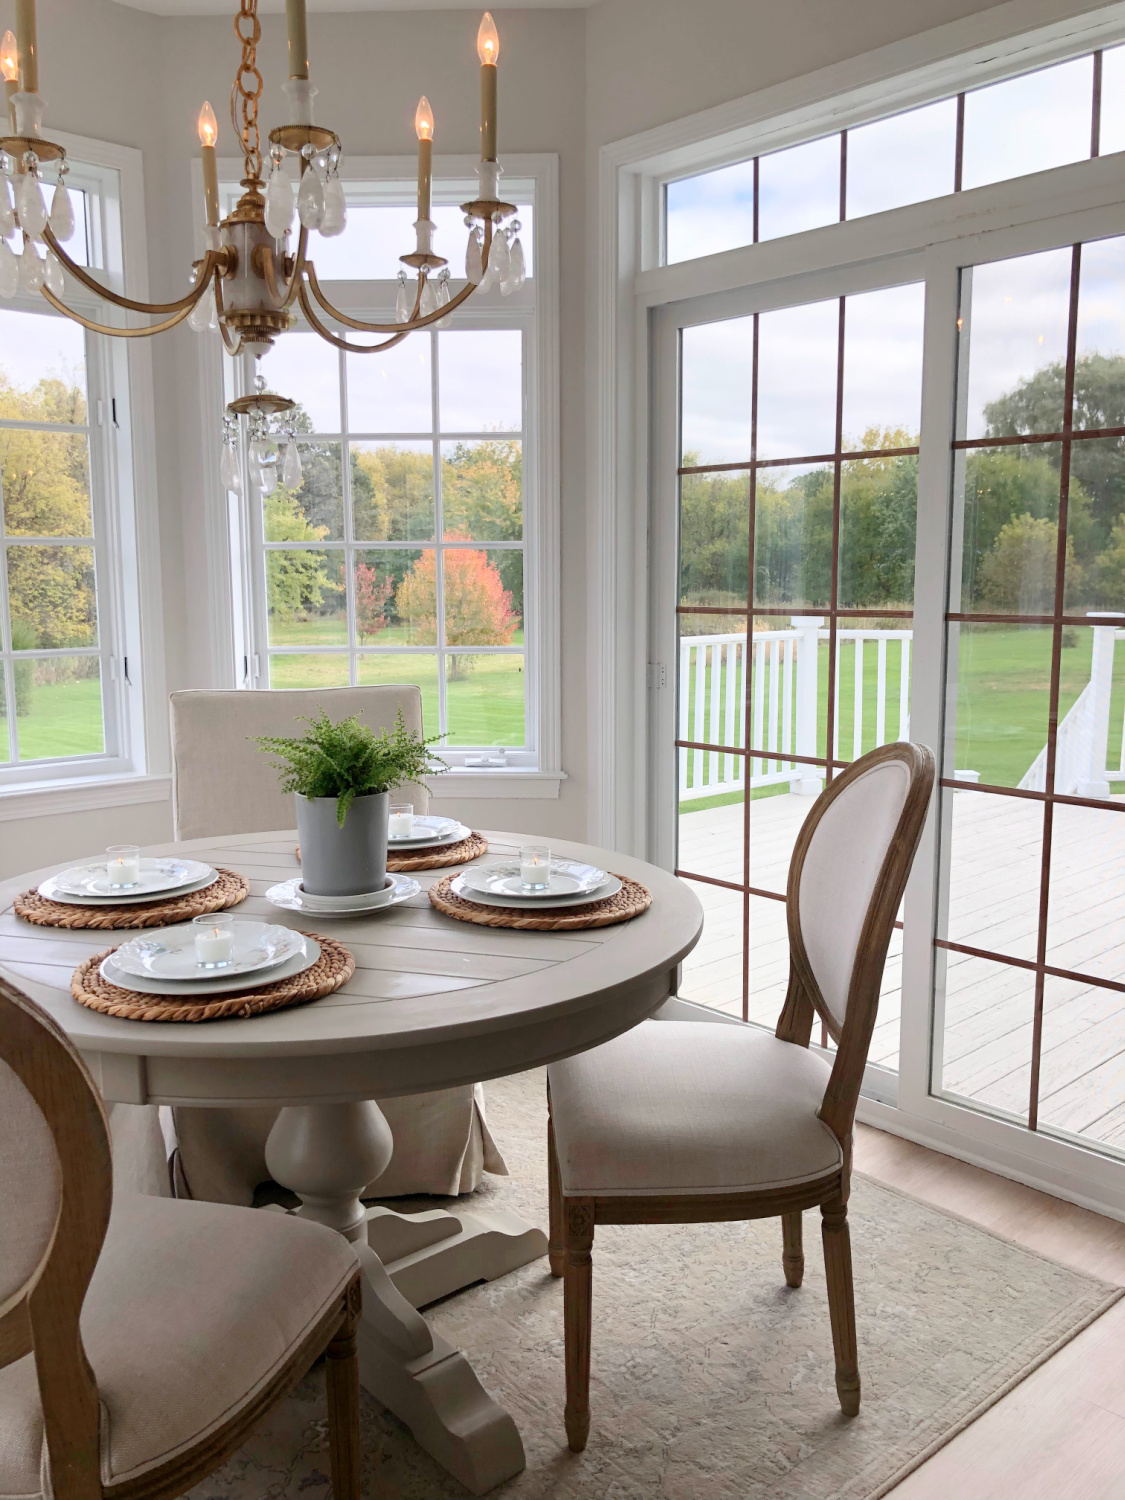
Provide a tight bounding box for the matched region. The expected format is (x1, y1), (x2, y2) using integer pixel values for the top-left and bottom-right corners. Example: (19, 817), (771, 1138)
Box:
(39, 286), (202, 338)
(297, 283), (412, 354)
(213, 274), (245, 357)
(258, 227), (310, 311)
(42, 228), (224, 317)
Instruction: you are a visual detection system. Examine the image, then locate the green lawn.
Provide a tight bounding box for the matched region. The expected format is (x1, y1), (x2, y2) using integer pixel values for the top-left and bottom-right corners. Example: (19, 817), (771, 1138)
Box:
(679, 625), (1124, 812)
(2, 676), (105, 761)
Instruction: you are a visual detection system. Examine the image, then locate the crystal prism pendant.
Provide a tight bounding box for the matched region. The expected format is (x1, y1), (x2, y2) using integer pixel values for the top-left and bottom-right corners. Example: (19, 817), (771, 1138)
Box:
(282, 439), (303, 489)
(0, 179), (14, 240)
(489, 230), (511, 285)
(188, 291), (211, 332)
(0, 240), (17, 298)
(419, 277), (438, 318)
(44, 251), (64, 296)
(436, 276), (452, 330)
(320, 175), (346, 237)
(16, 175), (48, 239)
(297, 167), (324, 230)
(264, 171), (295, 239)
(49, 182), (74, 242)
(395, 275), (411, 324)
(465, 228), (483, 285)
(18, 240), (44, 292)
(259, 462), (279, 497)
(508, 236), (525, 291)
(220, 443), (242, 494)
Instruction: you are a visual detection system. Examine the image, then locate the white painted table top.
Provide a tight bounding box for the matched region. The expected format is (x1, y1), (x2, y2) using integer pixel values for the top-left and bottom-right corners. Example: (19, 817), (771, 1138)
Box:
(0, 830), (702, 1108)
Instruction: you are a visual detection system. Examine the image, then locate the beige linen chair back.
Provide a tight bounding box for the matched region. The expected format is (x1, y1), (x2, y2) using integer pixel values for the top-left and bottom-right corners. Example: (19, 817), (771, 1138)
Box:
(779, 740), (935, 1141)
(0, 981), (113, 1496)
(170, 685), (432, 840)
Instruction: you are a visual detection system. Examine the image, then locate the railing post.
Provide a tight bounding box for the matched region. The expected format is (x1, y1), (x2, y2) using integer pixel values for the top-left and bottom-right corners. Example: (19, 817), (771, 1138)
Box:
(1077, 612), (1118, 798)
(790, 616), (824, 796)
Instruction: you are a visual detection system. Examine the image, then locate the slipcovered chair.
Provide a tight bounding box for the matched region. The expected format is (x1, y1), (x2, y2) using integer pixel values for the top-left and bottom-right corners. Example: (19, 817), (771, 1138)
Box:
(166, 685), (506, 1206)
(546, 741), (935, 1451)
(0, 979), (363, 1500)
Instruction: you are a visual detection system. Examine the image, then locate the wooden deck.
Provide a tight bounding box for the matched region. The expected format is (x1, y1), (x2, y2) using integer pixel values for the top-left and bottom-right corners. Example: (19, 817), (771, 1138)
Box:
(677, 788), (1125, 1152)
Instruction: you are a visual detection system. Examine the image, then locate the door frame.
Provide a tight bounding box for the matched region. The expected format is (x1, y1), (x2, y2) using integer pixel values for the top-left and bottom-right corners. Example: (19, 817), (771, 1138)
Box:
(646, 195), (1125, 1222)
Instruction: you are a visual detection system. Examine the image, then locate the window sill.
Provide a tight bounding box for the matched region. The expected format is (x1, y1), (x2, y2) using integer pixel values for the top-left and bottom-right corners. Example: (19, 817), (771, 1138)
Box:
(427, 769), (567, 800)
(0, 773), (172, 822)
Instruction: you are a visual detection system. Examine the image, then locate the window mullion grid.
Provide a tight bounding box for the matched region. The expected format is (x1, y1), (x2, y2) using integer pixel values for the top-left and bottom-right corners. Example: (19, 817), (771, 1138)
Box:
(1092, 50), (1103, 158)
(339, 342), (358, 684)
(741, 313), (760, 1024)
(0, 469), (14, 763)
(1028, 240), (1083, 1132)
(431, 328), (448, 743)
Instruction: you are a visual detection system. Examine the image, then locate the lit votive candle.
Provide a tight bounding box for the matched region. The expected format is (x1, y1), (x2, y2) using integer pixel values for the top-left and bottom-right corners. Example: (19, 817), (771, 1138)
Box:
(388, 803), (415, 839)
(193, 914), (235, 969)
(106, 844), (141, 887)
(520, 845), (551, 893)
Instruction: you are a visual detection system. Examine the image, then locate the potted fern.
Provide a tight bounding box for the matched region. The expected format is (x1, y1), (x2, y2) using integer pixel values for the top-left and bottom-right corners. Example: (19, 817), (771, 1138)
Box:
(254, 709), (444, 897)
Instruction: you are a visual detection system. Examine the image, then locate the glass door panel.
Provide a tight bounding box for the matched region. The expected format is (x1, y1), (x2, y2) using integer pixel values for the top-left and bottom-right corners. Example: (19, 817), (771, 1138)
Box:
(674, 282), (926, 1073)
(936, 235), (1125, 1146)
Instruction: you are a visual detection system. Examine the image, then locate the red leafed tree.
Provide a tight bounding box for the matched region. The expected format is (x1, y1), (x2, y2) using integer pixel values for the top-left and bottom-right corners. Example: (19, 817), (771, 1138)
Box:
(396, 539), (517, 677)
(354, 562), (393, 642)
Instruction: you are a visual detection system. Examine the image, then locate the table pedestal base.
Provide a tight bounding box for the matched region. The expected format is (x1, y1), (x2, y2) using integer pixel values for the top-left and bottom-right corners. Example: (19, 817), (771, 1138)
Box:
(264, 1098), (546, 1495)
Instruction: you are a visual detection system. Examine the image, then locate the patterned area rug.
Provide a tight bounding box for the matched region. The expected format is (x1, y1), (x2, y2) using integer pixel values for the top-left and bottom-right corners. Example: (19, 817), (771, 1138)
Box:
(187, 1068), (1121, 1500)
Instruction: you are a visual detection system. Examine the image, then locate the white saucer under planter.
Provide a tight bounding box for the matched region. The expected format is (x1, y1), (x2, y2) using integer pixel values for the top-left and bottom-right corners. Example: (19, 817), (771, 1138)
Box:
(265, 873), (421, 917)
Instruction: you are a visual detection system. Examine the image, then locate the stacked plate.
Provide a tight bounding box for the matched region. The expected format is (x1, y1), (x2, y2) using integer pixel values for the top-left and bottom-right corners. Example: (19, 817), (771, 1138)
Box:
(39, 857), (218, 907)
(450, 858), (622, 911)
(99, 920), (318, 998)
(265, 871), (421, 917)
(388, 816), (472, 850)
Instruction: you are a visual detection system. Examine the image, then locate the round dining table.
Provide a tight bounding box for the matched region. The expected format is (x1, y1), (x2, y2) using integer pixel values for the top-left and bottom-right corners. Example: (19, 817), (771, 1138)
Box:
(0, 827), (702, 1495)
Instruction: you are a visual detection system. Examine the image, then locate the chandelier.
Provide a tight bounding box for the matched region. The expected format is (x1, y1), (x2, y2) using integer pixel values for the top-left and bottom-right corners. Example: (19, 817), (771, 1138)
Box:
(0, 0), (522, 496)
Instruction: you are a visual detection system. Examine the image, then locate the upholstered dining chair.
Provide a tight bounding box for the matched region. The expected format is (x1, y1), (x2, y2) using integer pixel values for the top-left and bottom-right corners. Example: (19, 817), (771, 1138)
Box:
(0, 978), (363, 1500)
(165, 684), (506, 1209)
(546, 741), (935, 1451)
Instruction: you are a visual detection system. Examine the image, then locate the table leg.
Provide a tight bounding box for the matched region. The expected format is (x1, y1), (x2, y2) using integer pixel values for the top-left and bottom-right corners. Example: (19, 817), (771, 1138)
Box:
(265, 1099), (542, 1495)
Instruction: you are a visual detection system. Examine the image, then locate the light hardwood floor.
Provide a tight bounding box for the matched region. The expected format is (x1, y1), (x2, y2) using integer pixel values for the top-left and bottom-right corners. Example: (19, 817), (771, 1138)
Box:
(857, 1122), (1125, 1499)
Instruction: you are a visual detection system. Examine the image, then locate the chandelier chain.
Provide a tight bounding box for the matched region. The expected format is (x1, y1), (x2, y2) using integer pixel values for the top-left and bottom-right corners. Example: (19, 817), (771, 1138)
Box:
(231, 0), (264, 182)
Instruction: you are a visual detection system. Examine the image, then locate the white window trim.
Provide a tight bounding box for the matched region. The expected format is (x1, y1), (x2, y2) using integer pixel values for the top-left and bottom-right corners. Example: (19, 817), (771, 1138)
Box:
(600, 1), (1125, 1220)
(591, 0), (1125, 855)
(0, 130), (165, 810)
(196, 152), (562, 795)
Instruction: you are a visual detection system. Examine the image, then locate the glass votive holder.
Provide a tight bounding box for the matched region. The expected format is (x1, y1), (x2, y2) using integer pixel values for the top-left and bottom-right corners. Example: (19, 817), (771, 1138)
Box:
(106, 844), (141, 887)
(193, 913), (236, 969)
(520, 845), (551, 893)
(388, 802), (415, 839)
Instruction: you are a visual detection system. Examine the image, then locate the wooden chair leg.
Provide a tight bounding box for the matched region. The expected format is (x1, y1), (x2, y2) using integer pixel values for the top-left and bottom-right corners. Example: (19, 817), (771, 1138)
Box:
(820, 1198), (860, 1417)
(563, 1199), (595, 1452)
(325, 1278), (362, 1499)
(548, 1101), (564, 1278)
(781, 1210), (804, 1288)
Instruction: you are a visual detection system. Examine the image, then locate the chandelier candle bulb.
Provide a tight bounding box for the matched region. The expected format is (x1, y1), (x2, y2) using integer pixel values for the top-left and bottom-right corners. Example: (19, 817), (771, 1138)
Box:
(14, 0), (36, 94)
(197, 102), (220, 227)
(285, 0), (310, 81)
(477, 12), (499, 161)
(1, 31), (18, 123)
(414, 95), (434, 222)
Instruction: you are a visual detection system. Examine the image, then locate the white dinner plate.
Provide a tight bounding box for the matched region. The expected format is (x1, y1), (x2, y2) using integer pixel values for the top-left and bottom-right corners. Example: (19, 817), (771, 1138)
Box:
(450, 873), (623, 911)
(99, 940), (321, 998)
(38, 870), (219, 907)
(266, 873), (421, 916)
(458, 858), (608, 900)
(111, 920), (306, 981)
(387, 818), (471, 849)
(48, 857), (215, 900)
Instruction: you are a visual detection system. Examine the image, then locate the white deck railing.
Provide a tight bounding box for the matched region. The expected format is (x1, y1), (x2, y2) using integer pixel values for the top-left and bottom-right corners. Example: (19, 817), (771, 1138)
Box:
(678, 617), (912, 801)
(1020, 617), (1125, 796)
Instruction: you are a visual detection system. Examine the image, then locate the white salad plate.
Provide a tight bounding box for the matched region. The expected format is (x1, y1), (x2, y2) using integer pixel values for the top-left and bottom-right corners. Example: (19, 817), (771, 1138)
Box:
(38, 870), (219, 908)
(99, 940), (321, 998)
(458, 858), (608, 900)
(47, 857), (215, 901)
(450, 873), (623, 911)
(110, 921), (306, 981)
(387, 817), (471, 849)
(265, 873), (421, 917)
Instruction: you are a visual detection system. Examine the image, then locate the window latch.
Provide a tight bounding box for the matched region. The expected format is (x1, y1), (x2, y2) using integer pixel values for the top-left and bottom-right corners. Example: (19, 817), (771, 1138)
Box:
(123, 655), (132, 686)
(111, 398), (120, 429)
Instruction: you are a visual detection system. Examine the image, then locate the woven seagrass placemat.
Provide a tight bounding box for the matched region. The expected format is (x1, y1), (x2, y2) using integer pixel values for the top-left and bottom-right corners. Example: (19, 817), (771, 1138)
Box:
(429, 873), (651, 931)
(70, 934), (355, 1022)
(15, 868), (250, 931)
(295, 832), (489, 872)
